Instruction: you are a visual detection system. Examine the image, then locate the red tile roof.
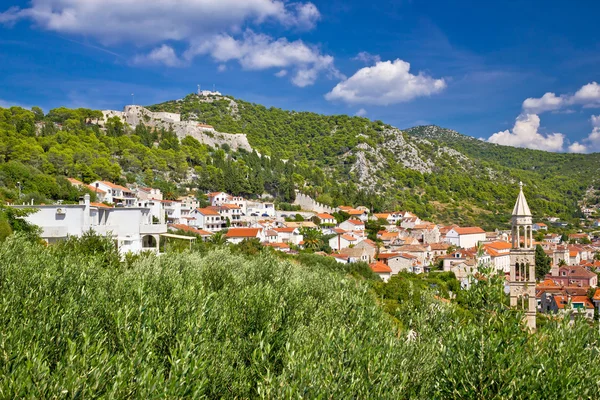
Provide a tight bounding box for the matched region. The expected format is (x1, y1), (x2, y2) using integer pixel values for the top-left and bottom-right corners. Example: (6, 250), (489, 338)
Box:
(274, 227), (296, 233)
(195, 207), (221, 216)
(370, 261), (392, 273)
(226, 228), (261, 238)
(317, 213), (335, 219)
(454, 227), (485, 235)
(169, 224), (212, 236)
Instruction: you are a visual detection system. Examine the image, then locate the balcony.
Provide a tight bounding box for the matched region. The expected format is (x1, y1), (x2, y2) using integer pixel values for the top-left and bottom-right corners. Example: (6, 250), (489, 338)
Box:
(140, 224), (168, 234)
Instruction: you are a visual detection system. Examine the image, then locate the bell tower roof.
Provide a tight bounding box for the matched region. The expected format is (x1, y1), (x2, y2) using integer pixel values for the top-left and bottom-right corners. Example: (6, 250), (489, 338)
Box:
(512, 181), (532, 217)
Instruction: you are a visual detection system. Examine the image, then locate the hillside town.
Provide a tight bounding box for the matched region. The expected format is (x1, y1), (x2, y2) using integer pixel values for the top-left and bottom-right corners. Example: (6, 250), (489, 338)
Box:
(9, 178), (600, 323)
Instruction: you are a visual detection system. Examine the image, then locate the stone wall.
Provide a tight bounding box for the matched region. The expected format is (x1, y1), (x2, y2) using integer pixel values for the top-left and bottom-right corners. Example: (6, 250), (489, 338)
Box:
(293, 192), (338, 214)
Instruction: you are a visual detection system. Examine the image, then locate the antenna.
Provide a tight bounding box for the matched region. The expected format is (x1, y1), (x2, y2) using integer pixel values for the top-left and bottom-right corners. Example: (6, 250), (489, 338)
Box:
(197, 84), (200, 95)
(131, 93), (134, 106)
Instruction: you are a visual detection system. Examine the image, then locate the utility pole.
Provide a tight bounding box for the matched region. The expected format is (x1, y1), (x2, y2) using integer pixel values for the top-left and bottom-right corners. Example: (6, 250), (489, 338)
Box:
(16, 181), (21, 199)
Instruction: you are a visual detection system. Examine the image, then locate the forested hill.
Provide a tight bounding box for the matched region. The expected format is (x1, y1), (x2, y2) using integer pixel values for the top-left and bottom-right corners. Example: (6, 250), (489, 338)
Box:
(0, 94), (597, 230)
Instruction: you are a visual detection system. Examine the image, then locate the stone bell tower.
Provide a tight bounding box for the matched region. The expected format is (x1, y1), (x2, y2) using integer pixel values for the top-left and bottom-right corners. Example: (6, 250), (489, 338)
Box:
(509, 182), (536, 330)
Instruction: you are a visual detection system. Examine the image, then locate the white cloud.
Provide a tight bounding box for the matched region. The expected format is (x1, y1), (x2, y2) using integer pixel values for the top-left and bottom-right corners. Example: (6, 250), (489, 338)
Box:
(572, 82), (600, 107)
(325, 59), (446, 105)
(217, 64), (227, 72)
(568, 142), (588, 153)
(521, 82), (600, 115)
(488, 114), (565, 152)
(133, 45), (183, 67)
(275, 69), (287, 77)
(567, 115), (600, 153)
(0, 0), (320, 45)
(353, 51), (381, 65)
(522, 92), (565, 114)
(355, 108), (367, 117)
(186, 31), (342, 87)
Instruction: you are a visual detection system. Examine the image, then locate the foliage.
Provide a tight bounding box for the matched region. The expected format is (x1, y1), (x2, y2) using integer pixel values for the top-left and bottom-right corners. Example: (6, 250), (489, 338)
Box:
(535, 244), (552, 280)
(2, 239), (599, 397)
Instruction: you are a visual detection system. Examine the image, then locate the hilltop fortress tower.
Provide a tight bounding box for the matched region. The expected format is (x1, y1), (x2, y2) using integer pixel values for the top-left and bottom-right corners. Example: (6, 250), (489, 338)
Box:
(509, 182), (536, 330)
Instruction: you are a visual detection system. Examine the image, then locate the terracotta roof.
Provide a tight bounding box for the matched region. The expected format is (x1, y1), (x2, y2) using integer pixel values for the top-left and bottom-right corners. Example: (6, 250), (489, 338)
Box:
(373, 213), (390, 219)
(98, 181), (130, 192)
(593, 288), (600, 301)
(274, 227), (296, 233)
(430, 243), (450, 250)
(370, 261), (392, 273)
(169, 224), (212, 236)
(485, 241), (512, 250)
(347, 209), (364, 215)
(264, 242), (290, 249)
(67, 177), (83, 185)
(333, 228), (346, 234)
(345, 219), (364, 225)
(535, 222), (547, 226)
(397, 244), (427, 252)
(207, 192), (227, 197)
(554, 295), (594, 309)
(317, 213), (335, 219)
(378, 252), (400, 259)
(341, 234), (358, 242)
(86, 184), (106, 194)
(453, 227), (485, 235)
(226, 228), (261, 238)
(195, 207), (221, 216)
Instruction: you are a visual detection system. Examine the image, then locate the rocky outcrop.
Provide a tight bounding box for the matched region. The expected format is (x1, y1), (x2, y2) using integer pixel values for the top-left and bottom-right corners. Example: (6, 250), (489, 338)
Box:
(101, 106), (252, 152)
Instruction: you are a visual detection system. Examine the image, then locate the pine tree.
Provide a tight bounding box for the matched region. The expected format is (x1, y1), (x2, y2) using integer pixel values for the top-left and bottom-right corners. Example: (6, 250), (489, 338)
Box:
(535, 244), (551, 280)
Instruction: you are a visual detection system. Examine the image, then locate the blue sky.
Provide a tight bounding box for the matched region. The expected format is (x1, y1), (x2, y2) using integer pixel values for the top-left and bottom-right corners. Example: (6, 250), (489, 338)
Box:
(1, 0), (600, 152)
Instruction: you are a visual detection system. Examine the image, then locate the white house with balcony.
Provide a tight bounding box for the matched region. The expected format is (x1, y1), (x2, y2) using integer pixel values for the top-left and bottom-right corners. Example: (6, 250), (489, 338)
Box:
(11, 194), (166, 254)
(91, 181), (136, 206)
(189, 207), (224, 232)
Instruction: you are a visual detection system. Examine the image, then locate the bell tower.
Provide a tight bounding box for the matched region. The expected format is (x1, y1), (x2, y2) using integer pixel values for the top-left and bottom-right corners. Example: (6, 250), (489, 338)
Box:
(509, 182), (536, 330)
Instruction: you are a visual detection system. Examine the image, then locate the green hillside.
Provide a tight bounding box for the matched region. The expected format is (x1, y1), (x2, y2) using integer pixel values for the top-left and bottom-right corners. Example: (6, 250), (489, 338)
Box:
(0, 95), (597, 229)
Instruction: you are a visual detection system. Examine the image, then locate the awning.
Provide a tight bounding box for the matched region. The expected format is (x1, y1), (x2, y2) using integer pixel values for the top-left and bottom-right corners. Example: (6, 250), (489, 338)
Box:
(160, 233), (196, 241)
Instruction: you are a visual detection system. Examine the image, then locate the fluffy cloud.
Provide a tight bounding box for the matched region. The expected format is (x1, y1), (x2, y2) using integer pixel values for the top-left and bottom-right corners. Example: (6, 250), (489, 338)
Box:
(325, 59), (446, 105)
(521, 82), (600, 115)
(572, 82), (600, 107)
(0, 0), (320, 44)
(353, 52), (381, 65)
(488, 114), (565, 152)
(355, 108), (367, 117)
(0, 0), (331, 86)
(186, 31), (342, 87)
(522, 92), (565, 114)
(133, 45), (182, 67)
(568, 115), (600, 153)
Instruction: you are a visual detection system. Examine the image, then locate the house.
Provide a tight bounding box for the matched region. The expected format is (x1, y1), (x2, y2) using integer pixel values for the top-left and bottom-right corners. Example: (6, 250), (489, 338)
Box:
(207, 192), (231, 206)
(544, 233), (562, 245)
(569, 233), (590, 243)
(225, 228), (265, 244)
(339, 247), (371, 263)
(411, 223), (440, 244)
(136, 187), (163, 201)
(484, 241), (512, 273)
(353, 239), (378, 262)
(445, 227), (486, 249)
(263, 242), (291, 252)
(11, 194), (165, 255)
(369, 261), (392, 282)
(211, 204), (243, 227)
(430, 242), (451, 258)
(67, 178), (108, 203)
(177, 194), (200, 211)
(548, 295), (595, 320)
(532, 222), (548, 231)
(189, 208), (224, 232)
(400, 216), (421, 229)
(339, 219), (365, 232)
(329, 233), (360, 251)
(91, 181), (136, 206)
(246, 200), (276, 217)
(548, 266), (597, 288)
(378, 252), (417, 274)
(273, 227), (303, 245)
(395, 244), (431, 265)
(316, 213), (336, 225)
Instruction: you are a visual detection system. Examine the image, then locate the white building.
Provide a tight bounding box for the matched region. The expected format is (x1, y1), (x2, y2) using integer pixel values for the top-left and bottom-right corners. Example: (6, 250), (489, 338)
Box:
(225, 228), (265, 244)
(247, 201), (276, 217)
(136, 187), (163, 201)
(484, 241), (512, 273)
(188, 208), (224, 232)
(272, 227), (303, 245)
(91, 181), (136, 206)
(12, 194), (165, 254)
(339, 219), (365, 232)
(329, 233), (360, 251)
(207, 192), (231, 206)
(445, 227), (486, 248)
